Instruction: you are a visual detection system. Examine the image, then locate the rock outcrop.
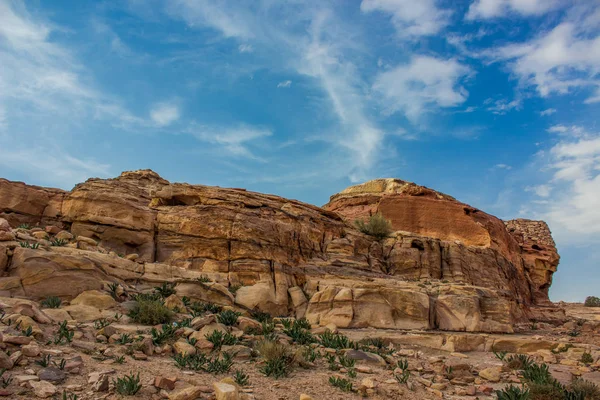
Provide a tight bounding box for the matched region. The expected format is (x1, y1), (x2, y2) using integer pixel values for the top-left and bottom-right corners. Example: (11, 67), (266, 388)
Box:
(0, 171), (561, 333)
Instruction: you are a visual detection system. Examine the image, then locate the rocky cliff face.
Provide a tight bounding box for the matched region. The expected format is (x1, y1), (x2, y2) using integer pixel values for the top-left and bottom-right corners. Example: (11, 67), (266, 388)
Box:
(0, 171), (561, 333)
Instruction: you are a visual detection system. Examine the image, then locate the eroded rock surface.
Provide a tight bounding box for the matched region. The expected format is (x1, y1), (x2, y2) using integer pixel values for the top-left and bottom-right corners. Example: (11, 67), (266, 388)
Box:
(0, 171), (562, 332)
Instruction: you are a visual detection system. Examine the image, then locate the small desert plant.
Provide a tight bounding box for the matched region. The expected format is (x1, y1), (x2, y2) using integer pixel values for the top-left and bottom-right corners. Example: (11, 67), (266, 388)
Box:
(217, 310), (241, 326)
(506, 354), (535, 370)
(570, 378), (600, 399)
(197, 275), (212, 283)
(190, 301), (222, 315)
(54, 321), (74, 344)
(318, 331), (354, 350)
(338, 353), (355, 369)
(94, 318), (111, 330)
(21, 326), (33, 337)
(54, 359), (66, 370)
(150, 324), (177, 345)
(17, 223), (31, 229)
(228, 284), (242, 295)
(233, 370), (249, 386)
(153, 282), (177, 298)
(329, 376), (353, 392)
(256, 340), (294, 378)
(187, 337), (198, 346)
(521, 363), (553, 385)
(496, 385), (530, 400)
(251, 310), (272, 323)
(584, 296), (600, 307)
(581, 352), (594, 364)
(568, 330), (581, 337)
(61, 391), (78, 400)
(302, 346), (320, 363)
(394, 369), (411, 384)
(325, 353), (339, 371)
(107, 283), (120, 300)
(205, 330), (238, 350)
(114, 355), (125, 364)
(397, 358), (409, 371)
(36, 354), (52, 367)
(128, 299), (173, 325)
(354, 213), (392, 240)
(494, 349), (509, 361)
(113, 372), (141, 395)
(50, 238), (68, 247)
(0, 369), (11, 389)
(41, 296), (62, 309)
(116, 334), (133, 345)
(205, 352), (234, 374)
(20, 242), (40, 249)
(283, 320), (315, 345)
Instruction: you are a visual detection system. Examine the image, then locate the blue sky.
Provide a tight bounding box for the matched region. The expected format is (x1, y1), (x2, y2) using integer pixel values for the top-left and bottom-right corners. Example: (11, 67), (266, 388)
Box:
(1, 0), (599, 302)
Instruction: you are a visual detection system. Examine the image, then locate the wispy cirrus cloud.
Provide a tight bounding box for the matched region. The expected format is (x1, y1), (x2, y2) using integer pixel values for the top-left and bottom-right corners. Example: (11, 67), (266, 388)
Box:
(466, 0), (563, 20)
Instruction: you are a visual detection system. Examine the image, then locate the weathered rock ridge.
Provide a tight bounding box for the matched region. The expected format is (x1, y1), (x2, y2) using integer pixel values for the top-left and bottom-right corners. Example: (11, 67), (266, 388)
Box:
(0, 171), (561, 333)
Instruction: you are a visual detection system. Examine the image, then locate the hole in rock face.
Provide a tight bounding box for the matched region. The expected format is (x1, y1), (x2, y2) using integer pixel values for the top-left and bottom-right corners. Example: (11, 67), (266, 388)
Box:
(165, 195), (198, 206)
(532, 244), (542, 251)
(411, 240), (424, 251)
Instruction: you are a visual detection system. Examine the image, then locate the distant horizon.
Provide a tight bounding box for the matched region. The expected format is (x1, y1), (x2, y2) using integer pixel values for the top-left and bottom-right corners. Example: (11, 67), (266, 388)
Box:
(1, 0), (599, 303)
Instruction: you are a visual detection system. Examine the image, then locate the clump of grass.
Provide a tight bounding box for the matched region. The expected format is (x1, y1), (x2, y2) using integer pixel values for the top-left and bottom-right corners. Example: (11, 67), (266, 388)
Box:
(282, 319), (315, 345)
(113, 372), (141, 396)
(0, 368), (12, 388)
(581, 352), (594, 364)
(54, 321), (74, 344)
(302, 347), (320, 363)
(35, 354), (52, 367)
(495, 385), (530, 400)
(116, 334), (133, 345)
(94, 318), (111, 330)
(354, 213), (392, 240)
(107, 283), (120, 300)
(256, 340), (294, 379)
(150, 324), (177, 345)
(505, 354), (535, 370)
(50, 238), (68, 247)
(570, 378), (600, 400)
(190, 301), (222, 316)
(205, 330), (238, 350)
(318, 331), (355, 350)
(216, 310), (241, 326)
(128, 298), (173, 325)
(153, 282), (177, 298)
(172, 352), (233, 374)
(228, 284), (242, 295)
(233, 370), (249, 386)
(584, 296), (600, 307)
(329, 376), (353, 392)
(251, 310), (272, 323)
(41, 296), (62, 309)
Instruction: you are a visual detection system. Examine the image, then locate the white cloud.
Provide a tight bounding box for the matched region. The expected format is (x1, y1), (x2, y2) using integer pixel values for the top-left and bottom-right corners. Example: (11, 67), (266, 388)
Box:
(360, 0), (451, 37)
(238, 44), (253, 53)
(187, 123), (272, 160)
(0, 145), (111, 189)
(485, 98), (521, 115)
(495, 163), (512, 170)
(150, 103), (181, 126)
(466, 0), (562, 20)
(540, 108), (556, 116)
(489, 22), (600, 102)
(547, 124), (588, 138)
(526, 126), (600, 243)
(372, 56), (471, 122)
(277, 80), (292, 88)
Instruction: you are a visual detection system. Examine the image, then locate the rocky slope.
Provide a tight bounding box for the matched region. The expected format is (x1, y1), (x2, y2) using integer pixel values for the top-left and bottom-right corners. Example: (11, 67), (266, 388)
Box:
(0, 171), (561, 334)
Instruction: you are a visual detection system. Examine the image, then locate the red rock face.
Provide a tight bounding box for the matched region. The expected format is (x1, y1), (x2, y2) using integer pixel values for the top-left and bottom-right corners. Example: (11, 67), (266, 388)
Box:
(324, 178), (560, 307)
(0, 172), (561, 332)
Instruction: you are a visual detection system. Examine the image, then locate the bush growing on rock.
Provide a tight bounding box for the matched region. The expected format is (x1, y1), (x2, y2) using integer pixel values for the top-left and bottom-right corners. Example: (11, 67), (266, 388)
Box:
(354, 213), (392, 240)
(128, 298), (173, 325)
(41, 296), (62, 309)
(256, 340), (295, 378)
(584, 296), (600, 307)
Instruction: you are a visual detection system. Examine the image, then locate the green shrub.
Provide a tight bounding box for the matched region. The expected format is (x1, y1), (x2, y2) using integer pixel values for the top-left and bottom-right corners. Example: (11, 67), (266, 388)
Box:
(0, 368), (12, 388)
(217, 310), (241, 326)
(50, 238), (68, 247)
(338, 354), (355, 369)
(395, 369), (410, 384)
(228, 284), (242, 295)
(581, 352), (594, 364)
(190, 301), (222, 316)
(153, 282), (177, 298)
(354, 213), (392, 240)
(205, 330), (238, 350)
(128, 299), (173, 325)
(506, 354), (535, 370)
(495, 385), (530, 400)
(521, 363), (552, 385)
(570, 378), (600, 400)
(54, 321), (74, 344)
(250, 310), (272, 323)
(282, 320), (315, 345)
(41, 296), (62, 309)
(302, 347), (320, 363)
(116, 334), (133, 345)
(527, 382), (564, 400)
(329, 376), (353, 392)
(150, 324), (177, 345)
(173, 352), (233, 374)
(319, 331), (354, 350)
(113, 372), (141, 395)
(585, 296), (600, 307)
(233, 370), (249, 386)
(256, 340), (294, 378)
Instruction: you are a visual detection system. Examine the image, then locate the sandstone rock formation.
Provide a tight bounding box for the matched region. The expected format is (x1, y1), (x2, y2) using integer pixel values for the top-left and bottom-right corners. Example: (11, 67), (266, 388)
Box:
(0, 171), (561, 333)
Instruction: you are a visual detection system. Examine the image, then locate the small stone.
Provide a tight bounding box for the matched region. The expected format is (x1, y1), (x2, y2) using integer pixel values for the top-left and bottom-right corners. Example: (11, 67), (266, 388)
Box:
(76, 235), (97, 245)
(299, 395), (313, 400)
(173, 340), (196, 356)
(0, 351), (13, 369)
(478, 385), (494, 395)
(154, 376), (177, 390)
(93, 374), (109, 392)
(356, 365), (373, 374)
(21, 344), (41, 357)
(361, 377), (376, 389)
(168, 386), (207, 400)
(132, 351), (148, 360)
(30, 380), (57, 398)
(214, 382), (239, 400)
(479, 366), (502, 383)
(55, 231), (73, 241)
(37, 367), (66, 383)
